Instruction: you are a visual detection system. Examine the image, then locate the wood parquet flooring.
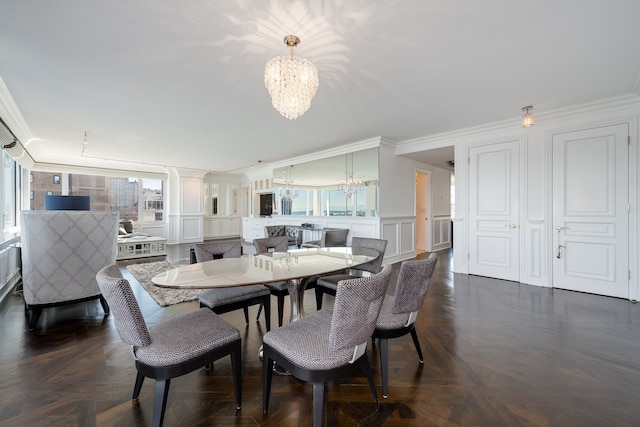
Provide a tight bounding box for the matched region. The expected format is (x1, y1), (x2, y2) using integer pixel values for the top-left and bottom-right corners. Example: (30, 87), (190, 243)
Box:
(1, 249), (640, 426)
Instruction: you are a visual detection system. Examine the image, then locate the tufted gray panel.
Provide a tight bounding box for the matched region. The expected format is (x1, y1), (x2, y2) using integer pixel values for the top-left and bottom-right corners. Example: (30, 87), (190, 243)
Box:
(21, 211), (118, 305)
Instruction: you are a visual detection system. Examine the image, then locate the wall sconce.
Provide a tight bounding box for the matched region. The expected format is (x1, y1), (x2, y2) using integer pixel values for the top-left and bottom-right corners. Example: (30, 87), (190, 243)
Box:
(521, 106), (534, 128)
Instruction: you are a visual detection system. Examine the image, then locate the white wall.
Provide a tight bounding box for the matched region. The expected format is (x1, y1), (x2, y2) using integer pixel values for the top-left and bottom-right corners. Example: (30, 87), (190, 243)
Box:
(378, 140), (452, 263)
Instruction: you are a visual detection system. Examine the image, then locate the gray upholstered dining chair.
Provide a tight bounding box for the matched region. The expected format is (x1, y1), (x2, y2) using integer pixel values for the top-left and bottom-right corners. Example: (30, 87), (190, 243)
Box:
(314, 237), (388, 310)
(253, 236), (291, 327)
(262, 265), (393, 427)
(194, 240), (271, 331)
(301, 227), (349, 248)
(373, 253), (438, 398)
(96, 264), (242, 427)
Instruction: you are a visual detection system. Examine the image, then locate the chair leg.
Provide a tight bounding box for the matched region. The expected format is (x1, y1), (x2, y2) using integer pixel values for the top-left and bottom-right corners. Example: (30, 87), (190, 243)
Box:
(132, 371), (145, 399)
(410, 328), (424, 363)
(360, 354), (379, 403)
(242, 307), (249, 324)
(27, 305), (42, 331)
(312, 382), (325, 427)
(152, 378), (171, 427)
(263, 299), (271, 332)
(231, 343), (242, 409)
(99, 295), (110, 314)
(262, 354), (274, 414)
(277, 294), (285, 327)
(255, 303), (263, 321)
(379, 338), (390, 398)
(314, 287), (324, 310)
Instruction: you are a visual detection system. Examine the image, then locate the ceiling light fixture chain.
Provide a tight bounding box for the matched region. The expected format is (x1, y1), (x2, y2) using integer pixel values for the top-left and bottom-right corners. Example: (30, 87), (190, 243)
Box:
(281, 164), (298, 201)
(264, 34), (319, 120)
(338, 153), (362, 198)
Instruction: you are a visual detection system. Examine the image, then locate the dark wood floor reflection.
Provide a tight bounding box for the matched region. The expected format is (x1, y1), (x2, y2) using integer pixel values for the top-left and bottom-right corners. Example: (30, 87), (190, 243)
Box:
(2, 248), (640, 426)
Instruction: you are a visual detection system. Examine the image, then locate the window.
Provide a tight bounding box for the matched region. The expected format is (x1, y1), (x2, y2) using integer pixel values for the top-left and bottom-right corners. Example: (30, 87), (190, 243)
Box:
(29, 171), (164, 221)
(2, 152), (19, 230)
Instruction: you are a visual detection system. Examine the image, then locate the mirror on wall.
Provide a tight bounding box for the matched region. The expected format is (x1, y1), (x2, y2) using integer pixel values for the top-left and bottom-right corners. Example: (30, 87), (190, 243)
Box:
(203, 174), (239, 216)
(271, 147), (379, 217)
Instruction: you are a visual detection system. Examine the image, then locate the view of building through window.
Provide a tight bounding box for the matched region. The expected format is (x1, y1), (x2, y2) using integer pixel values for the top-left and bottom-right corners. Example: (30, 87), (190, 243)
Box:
(29, 171), (164, 221)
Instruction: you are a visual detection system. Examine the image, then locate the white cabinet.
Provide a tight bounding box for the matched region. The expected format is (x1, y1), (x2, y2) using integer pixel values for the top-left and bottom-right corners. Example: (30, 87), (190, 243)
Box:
(204, 217), (241, 239)
(242, 217), (273, 242)
(252, 178), (272, 193)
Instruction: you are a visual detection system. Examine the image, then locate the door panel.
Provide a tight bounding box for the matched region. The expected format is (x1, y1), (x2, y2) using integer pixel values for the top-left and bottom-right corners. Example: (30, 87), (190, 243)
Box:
(469, 141), (519, 281)
(552, 124), (628, 298)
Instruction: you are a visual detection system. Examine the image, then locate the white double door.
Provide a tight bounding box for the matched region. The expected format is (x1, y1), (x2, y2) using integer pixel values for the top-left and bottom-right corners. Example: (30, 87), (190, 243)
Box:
(552, 124), (629, 299)
(467, 124), (629, 298)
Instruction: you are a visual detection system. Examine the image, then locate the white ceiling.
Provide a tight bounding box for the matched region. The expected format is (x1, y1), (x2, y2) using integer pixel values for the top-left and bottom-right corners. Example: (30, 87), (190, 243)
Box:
(1, 1), (639, 174)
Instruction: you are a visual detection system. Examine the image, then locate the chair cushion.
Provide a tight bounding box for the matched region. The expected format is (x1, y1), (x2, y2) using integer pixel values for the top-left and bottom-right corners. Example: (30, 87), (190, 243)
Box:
(375, 296), (412, 330)
(264, 281), (288, 293)
(263, 310), (355, 370)
(135, 308), (240, 366)
(316, 274), (351, 292)
(199, 285), (270, 308)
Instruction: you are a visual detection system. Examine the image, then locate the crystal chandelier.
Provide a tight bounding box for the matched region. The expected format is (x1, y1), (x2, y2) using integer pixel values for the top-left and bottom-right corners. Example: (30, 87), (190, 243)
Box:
(280, 165), (298, 201)
(338, 153), (362, 198)
(264, 35), (319, 120)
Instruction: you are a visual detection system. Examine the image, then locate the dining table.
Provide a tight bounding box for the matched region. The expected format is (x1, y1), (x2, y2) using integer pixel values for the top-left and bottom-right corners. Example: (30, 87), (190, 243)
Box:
(151, 246), (379, 323)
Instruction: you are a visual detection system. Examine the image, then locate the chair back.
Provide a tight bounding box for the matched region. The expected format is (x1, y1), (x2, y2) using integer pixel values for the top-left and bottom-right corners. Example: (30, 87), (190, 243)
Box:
(351, 237), (388, 275)
(264, 225), (285, 237)
(322, 228), (349, 247)
(96, 264), (152, 348)
(254, 236), (289, 254)
(21, 211), (118, 305)
(192, 240), (241, 263)
(329, 265), (392, 352)
(392, 253), (438, 315)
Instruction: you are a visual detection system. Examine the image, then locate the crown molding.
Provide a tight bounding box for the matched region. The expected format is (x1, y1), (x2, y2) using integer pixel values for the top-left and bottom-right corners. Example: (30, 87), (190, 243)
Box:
(395, 93), (640, 155)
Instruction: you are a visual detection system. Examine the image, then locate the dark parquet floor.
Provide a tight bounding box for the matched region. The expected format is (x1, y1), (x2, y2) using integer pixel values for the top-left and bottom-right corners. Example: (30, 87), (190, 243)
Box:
(1, 248), (640, 426)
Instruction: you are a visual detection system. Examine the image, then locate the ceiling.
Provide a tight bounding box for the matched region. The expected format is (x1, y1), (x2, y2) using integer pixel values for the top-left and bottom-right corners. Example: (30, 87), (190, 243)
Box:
(1, 1), (639, 174)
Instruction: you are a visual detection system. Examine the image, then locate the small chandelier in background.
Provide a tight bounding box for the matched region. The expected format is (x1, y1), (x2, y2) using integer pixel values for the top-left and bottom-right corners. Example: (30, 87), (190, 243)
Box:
(264, 35), (319, 120)
(521, 106), (534, 128)
(338, 153), (362, 198)
(280, 165), (298, 201)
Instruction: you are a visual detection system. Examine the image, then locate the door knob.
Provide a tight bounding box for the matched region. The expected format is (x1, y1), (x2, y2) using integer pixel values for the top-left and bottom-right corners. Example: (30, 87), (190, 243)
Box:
(555, 226), (565, 231)
(506, 224), (517, 228)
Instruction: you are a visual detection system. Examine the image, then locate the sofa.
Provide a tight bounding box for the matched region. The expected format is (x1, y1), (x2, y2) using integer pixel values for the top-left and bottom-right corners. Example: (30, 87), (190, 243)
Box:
(21, 210), (119, 330)
(264, 225), (302, 248)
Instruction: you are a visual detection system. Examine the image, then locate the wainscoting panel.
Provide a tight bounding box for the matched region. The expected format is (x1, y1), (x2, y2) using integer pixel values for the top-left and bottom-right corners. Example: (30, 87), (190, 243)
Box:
(180, 215), (203, 243)
(0, 239), (21, 304)
(381, 217), (416, 265)
(432, 215), (452, 251)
